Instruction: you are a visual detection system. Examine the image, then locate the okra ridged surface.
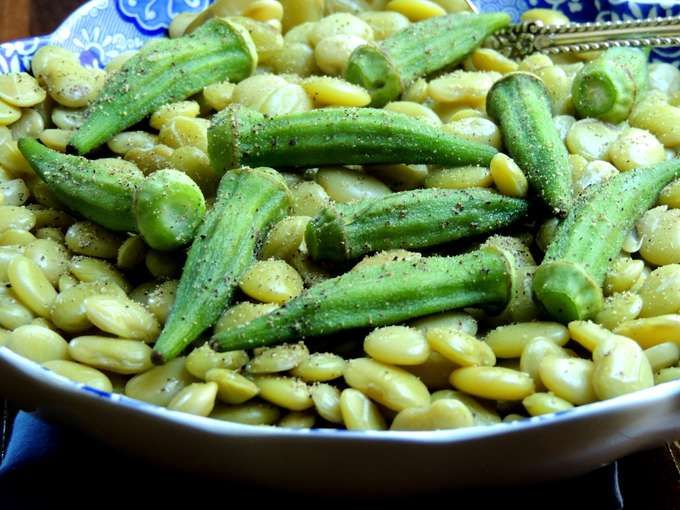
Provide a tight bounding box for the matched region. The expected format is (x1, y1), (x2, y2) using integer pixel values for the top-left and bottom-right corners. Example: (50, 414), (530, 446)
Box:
(1, 2), (679, 432)
(208, 105), (498, 173)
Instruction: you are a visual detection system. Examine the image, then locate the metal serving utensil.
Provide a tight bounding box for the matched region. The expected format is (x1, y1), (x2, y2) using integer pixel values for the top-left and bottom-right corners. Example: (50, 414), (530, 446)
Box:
(486, 15), (680, 59)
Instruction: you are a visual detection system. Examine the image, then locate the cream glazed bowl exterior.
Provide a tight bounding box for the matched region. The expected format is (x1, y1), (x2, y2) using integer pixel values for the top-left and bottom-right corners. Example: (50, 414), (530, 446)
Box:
(1, 347), (678, 493)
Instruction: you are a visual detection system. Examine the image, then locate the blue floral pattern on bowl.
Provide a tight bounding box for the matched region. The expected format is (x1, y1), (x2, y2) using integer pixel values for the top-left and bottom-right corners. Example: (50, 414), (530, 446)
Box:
(0, 0), (678, 73)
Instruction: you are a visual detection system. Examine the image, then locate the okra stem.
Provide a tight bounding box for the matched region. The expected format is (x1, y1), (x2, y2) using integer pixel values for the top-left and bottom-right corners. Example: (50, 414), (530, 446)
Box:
(305, 188), (529, 261)
(572, 48), (648, 124)
(345, 12), (510, 106)
(533, 159), (680, 323)
(210, 238), (528, 352)
(152, 167), (290, 363)
(487, 72), (573, 217)
(18, 138), (142, 232)
(69, 18), (256, 155)
(208, 105), (498, 174)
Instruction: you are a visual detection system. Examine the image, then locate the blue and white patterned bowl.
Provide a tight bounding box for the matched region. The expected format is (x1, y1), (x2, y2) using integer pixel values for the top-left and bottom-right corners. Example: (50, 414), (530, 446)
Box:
(0, 0), (679, 492)
(1, 0), (679, 73)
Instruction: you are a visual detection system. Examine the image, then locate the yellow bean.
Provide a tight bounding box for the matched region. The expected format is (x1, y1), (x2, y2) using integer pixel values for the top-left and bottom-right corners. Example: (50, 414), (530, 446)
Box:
(470, 48), (518, 74)
(390, 399), (473, 431)
(0, 72), (46, 107)
(65, 221), (122, 259)
(35, 228), (65, 244)
(261, 216), (310, 261)
(214, 303), (279, 336)
(115, 235), (147, 271)
(520, 8), (569, 26)
(309, 13), (373, 46)
(352, 249), (421, 272)
(69, 256), (130, 293)
(0, 100), (21, 126)
(271, 42), (318, 77)
(145, 279), (178, 323)
(158, 116), (209, 152)
(315, 167), (391, 203)
(310, 383), (343, 423)
(0, 244), (23, 280)
(107, 131), (157, 155)
(503, 413), (526, 423)
(639, 265), (680, 318)
(24, 239), (69, 286)
(167, 382), (218, 416)
(125, 357), (195, 406)
(43, 360), (113, 392)
(0, 179), (30, 207)
(239, 259), (304, 304)
(430, 389), (501, 425)
(10, 108), (45, 139)
(202, 80), (235, 112)
(535, 65), (572, 115)
(0, 140), (33, 178)
(604, 257), (645, 295)
(31, 46), (79, 82)
(168, 12), (198, 38)
(278, 411), (316, 429)
(0, 205), (35, 232)
(69, 336), (153, 375)
(637, 206), (680, 266)
(170, 145), (218, 195)
(6, 324), (68, 363)
(410, 311), (478, 336)
(150, 100), (200, 130)
(443, 117), (502, 148)
(364, 326), (430, 366)
(566, 119), (620, 161)
(124, 144), (174, 175)
(572, 160), (618, 196)
(450, 366), (535, 401)
(386, 0), (445, 21)
(344, 357), (430, 411)
(206, 368), (259, 405)
(403, 351), (456, 391)
(595, 292), (643, 330)
(629, 92), (680, 148)
(402, 78), (428, 103)
(644, 342), (680, 372)
(365, 163), (428, 191)
(57, 273), (77, 293)
(339, 388), (386, 430)
(185, 343), (249, 379)
(51, 280), (125, 333)
(539, 356), (596, 405)
(659, 179), (680, 209)
(490, 153), (528, 198)
(554, 115), (576, 142)
(290, 352), (346, 382)
(519, 337), (573, 390)
(280, 0), (323, 31)
(567, 319), (618, 352)
(7, 255), (57, 318)
(384, 101), (441, 126)
(647, 62), (680, 95)
(84, 295), (160, 342)
(592, 336), (654, 400)
(0, 228), (34, 246)
(424, 166), (493, 189)
(608, 128), (666, 172)
(246, 342), (310, 374)
(655, 367), (680, 385)
(44, 64), (101, 108)
(314, 34), (368, 75)
(0, 285), (34, 329)
(428, 71), (501, 106)
(29, 206), (74, 229)
(485, 322), (569, 358)
(426, 327), (495, 367)
(357, 11), (409, 40)
(291, 181), (331, 216)
(211, 402), (281, 425)
(614, 315), (680, 348)
(253, 375), (313, 410)
(522, 392), (573, 417)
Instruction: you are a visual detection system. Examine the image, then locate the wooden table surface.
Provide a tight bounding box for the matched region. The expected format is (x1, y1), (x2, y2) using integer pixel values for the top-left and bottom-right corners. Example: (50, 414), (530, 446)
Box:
(1, 1), (679, 507)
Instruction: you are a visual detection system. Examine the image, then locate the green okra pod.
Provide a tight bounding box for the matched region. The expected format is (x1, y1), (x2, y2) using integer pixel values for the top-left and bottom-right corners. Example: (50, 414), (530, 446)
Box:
(18, 137), (142, 232)
(572, 47), (648, 124)
(208, 105), (498, 174)
(69, 18), (256, 155)
(210, 237), (532, 352)
(305, 188), (529, 262)
(487, 72), (573, 217)
(533, 159), (680, 323)
(345, 12), (510, 107)
(133, 169), (206, 251)
(152, 167), (290, 363)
